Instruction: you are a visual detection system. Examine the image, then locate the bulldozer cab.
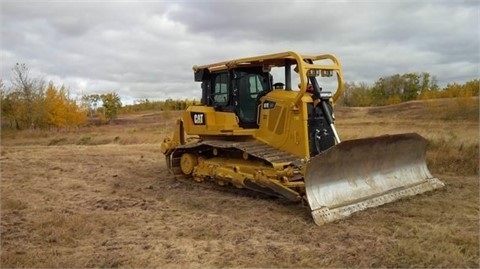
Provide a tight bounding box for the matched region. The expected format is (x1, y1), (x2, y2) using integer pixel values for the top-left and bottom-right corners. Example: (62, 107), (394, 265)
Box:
(192, 52), (346, 156)
(198, 67), (271, 128)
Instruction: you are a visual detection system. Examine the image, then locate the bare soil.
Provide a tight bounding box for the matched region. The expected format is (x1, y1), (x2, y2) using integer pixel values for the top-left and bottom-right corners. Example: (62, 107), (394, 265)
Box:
(1, 98), (479, 267)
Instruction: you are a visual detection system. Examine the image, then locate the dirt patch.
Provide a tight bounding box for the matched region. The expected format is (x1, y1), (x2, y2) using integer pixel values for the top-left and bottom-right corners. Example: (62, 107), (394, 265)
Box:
(1, 144), (478, 268)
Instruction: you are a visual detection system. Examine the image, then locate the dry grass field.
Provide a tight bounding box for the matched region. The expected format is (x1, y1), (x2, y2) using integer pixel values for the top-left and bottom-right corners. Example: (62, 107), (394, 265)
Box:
(1, 97), (478, 268)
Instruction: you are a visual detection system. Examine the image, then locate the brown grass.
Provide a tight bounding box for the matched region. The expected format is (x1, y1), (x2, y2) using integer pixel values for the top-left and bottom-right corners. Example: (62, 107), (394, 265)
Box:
(1, 98), (478, 267)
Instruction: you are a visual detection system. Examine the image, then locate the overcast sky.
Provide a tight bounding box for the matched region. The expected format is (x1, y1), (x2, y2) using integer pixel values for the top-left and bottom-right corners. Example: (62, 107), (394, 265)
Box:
(1, 0), (479, 103)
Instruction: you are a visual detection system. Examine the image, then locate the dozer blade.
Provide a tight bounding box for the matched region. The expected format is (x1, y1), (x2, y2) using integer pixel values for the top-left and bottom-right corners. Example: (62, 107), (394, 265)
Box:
(305, 133), (444, 226)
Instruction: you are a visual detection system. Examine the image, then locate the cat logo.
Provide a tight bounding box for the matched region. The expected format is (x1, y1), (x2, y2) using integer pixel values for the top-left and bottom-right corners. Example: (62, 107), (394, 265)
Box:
(191, 112), (205, 125)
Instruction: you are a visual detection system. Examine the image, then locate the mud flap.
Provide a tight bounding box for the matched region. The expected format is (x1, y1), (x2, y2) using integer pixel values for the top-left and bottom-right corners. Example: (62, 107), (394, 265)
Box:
(305, 133), (444, 225)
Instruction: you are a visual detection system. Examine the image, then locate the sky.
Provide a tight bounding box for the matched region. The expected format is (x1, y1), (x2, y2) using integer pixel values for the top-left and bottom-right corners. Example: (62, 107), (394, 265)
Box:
(1, 0), (479, 103)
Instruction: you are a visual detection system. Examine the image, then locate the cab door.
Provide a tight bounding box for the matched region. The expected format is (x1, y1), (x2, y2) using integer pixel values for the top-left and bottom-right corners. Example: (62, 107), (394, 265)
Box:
(233, 70), (269, 128)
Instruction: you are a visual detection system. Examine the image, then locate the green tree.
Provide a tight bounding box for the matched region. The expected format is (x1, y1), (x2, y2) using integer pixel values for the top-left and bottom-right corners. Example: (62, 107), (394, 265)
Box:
(81, 94), (101, 118)
(343, 82), (373, 107)
(401, 73), (421, 101)
(101, 92), (122, 123)
(417, 73), (440, 100)
(371, 78), (387, 106)
(464, 79), (480, 96)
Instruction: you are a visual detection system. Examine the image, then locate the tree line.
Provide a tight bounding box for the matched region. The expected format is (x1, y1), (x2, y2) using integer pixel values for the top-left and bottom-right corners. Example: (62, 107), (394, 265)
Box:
(81, 93), (122, 124)
(341, 72), (479, 107)
(0, 63), (87, 130)
(1, 64), (478, 131)
(119, 98), (198, 114)
(1, 64), (123, 130)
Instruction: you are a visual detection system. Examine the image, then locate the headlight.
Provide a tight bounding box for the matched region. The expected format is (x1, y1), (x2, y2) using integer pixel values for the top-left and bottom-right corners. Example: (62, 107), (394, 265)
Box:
(307, 69), (320, 77)
(320, 92), (332, 99)
(321, 70), (333, 77)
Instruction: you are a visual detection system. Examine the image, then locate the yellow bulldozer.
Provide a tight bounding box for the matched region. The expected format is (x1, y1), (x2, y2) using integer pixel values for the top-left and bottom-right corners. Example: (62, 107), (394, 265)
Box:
(160, 51), (444, 225)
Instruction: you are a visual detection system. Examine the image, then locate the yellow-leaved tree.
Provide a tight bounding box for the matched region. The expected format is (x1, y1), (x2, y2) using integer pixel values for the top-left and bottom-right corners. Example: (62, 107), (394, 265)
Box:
(44, 82), (87, 128)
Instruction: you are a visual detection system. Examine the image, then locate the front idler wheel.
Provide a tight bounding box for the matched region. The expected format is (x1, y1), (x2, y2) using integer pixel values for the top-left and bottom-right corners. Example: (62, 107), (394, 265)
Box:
(180, 153), (198, 175)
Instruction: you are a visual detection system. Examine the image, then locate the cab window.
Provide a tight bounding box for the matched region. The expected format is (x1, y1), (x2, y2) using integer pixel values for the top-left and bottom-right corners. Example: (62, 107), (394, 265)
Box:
(213, 73), (228, 105)
(248, 75), (264, 98)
